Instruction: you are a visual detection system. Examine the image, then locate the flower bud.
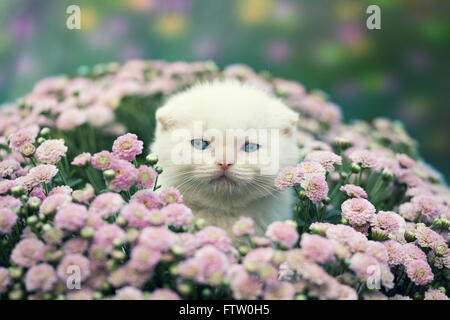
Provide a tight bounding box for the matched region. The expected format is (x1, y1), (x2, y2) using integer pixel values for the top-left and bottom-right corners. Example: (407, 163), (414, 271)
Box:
(106, 260), (118, 272)
(340, 172), (349, 180)
(371, 229), (390, 241)
(26, 215), (38, 226)
(334, 137), (352, 149)
(20, 195), (29, 203)
(111, 250), (126, 261)
(340, 217), (348, 225)
(201, 288), (212, 298)
(37, 137), (46, 145)
(8, 289), (23, 300)
(413, 292), (422, 300)
(39, 127), (51, 137)
(81, 226), (94, 239)
(103, 169), (116, 181)
(92, 291), (103, 300)
(322, 197), (331, 205)
(171, 245), (185, 257)
(101, 283), (111, 293)
(298, 191), (308, 200)
(115, 216), (127, 228)
(195, 218), (207, 230)
(285, 219), (298, 229)
(126, 228), (140, 243)
(42, 224), (52, 232)
(382, 169), (394, 181)
(38, 213), (46, 222)
(28, 197), (41, 211)
(177, 282), (193, 296)
(112, 238), (122, 249)
(10, 185), (24, 197)
(350, 163), (361, 173)
(155, 166), (163, 174)
(8, 267), (22, 280)
(295, 294), (307, 300)
(238, 245), (250, 256)
(169, 265), (179, 276)
(43, 293), (53, 300)
(404, 230), (416, 242)
(145, 153), (159, 165)
(20, 143), (35, 157)
(434, 244), (447, 257)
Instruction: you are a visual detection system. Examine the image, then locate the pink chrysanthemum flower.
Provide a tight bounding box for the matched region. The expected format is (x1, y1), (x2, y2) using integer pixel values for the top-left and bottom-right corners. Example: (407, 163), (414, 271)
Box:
(341, 198), (376, 226)
(192, 245), (229, 285)
(300, 234), (334, 263)
(9, 127), (37, 151)
(109, 159), (138, 192)
(405, 259), (434, 285)
(296, 161), (326, 180)
(300, 175), (328, 202)
(66, 288), (94, 300)
(48, 185), (73, 196)
(349, 253), (379, 282)
(72, 184), (95, 204)
(339, 184), (368, 198)
(91, 151), (115, 170)
(56, 254), (90, 282)
(196, 226), (232, 251)
(228, 265), (262, 300)
(396, 153), (416, 169)
(415, 225), (443, 248)
(93, 224), (126, 249)
(139, 226), (177, 251)
(63, 238), (89, 254)
(0, 208), (17, 233)
(90, 192), (124, 218)
(176, 233), (199, 256)
(131, 189), (162, 210)
(371, 211), (400, 237)
(0, 267), (11, 294)
(232, 216), (256, 237)
(0, 159), (20, 178)
(11, 238), (45, 267)
(424, 289), (449, 300)
(147, 289), (180, 300)
(264, 282), (295, 300)
(398, 202), (419, 221)
(54, 203), (88, 231)
(402, 243), (427, 264)
(147, 209), (165, 226)
(112, 133), (143, 161)
(28, 164), (58, 184)
(114, 286), (144, 300)
(24, 263), (57, 292)
(35, 139), (67, 164)
(0, 195), (21, 211)
(275, 166), (299, 190)
(71, 152), (91, 167)
(349, 149), (378, 168)
(40, 193), (72, 215)
(411, 195), (440, 222)
(366, 241), (389, 264)
(162, 203), (193, 228)
(304, 151), (342, 171)
(383, 241), (404, 266)
(43, 228), (63, 245)
(159, 187), (183, 205)
(136, 165), (157, 189)
(30, 187), (46, 201)
(266, 221), (298, 248)
(121, 202), (151, 229)
(129, 245), (161, 271)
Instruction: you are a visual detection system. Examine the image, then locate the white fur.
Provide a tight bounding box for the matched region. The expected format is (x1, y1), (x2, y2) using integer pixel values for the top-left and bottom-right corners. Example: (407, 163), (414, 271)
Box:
(151, 80), (299, 235)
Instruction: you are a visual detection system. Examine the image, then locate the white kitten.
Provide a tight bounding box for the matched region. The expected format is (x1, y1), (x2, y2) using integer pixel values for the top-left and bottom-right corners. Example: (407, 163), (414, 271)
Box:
(151, 80), (299, 235)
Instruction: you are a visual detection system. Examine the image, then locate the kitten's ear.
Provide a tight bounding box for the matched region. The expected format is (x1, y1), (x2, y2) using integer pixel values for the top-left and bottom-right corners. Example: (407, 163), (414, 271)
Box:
(155, 107), (175, 131)
(282, 109), (299, 135)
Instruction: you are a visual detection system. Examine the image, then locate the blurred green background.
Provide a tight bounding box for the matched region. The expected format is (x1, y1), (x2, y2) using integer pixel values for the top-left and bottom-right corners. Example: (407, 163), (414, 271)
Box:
(0, 0), (449, 180)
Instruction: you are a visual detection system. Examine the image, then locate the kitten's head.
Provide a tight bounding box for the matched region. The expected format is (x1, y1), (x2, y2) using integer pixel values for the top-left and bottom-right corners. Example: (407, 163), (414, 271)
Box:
(152, 80), (299, 204)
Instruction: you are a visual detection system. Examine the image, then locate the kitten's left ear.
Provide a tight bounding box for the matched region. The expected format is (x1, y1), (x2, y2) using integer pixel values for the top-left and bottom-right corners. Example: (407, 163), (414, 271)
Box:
(282, 109), (299, 135)
(155, 106), (175, 131)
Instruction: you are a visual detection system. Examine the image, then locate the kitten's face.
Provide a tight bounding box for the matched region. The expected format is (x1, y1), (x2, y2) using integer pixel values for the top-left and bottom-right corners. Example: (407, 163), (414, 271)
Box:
(152, 81), (299, 202)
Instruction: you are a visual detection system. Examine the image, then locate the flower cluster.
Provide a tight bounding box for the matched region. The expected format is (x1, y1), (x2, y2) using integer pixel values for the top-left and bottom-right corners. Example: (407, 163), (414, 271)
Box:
(0, 60), (448, 300)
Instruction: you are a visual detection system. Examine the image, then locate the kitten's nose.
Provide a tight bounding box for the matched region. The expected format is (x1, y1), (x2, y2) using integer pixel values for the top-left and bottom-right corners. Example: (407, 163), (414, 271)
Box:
(217, 162), (233, 170)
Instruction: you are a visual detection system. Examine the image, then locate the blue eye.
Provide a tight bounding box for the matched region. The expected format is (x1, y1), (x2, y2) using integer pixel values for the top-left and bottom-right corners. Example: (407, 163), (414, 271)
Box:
(191, 139), (209, 150)
(243, 142), (260, 152)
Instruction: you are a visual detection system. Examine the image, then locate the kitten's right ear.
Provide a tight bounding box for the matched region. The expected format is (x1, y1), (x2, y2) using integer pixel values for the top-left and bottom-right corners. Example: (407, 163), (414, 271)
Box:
(155, 107), (175, 131)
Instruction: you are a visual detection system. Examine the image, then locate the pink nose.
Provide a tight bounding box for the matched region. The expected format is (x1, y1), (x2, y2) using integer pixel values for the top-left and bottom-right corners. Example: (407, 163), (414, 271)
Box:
(217, 162), (232, 170)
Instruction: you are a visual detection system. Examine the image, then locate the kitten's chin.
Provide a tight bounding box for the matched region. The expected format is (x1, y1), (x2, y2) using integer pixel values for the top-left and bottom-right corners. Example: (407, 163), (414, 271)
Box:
(209, 173), (238, 186)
